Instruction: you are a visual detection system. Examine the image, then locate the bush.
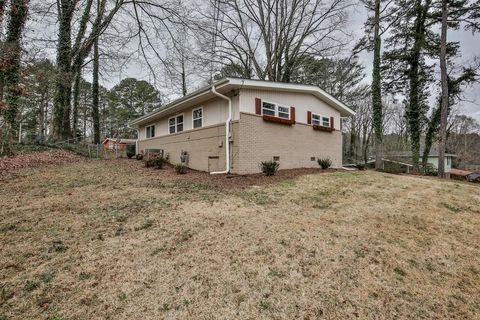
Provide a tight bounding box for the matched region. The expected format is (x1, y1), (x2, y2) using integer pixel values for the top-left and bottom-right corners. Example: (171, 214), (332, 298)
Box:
(260, 161), (280, 176)
(136, 153), (143, 161)
(356, 163), (366, 171)
(423, 164), (437, 176)
(317, 158), (332, 169)
(126, 145), (136, 159)
(174, 164), (188, 174)
(145, 156), (164, 169)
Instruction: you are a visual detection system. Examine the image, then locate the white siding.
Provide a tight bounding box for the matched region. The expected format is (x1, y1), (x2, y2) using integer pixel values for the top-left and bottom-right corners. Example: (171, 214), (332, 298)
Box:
(239, 88), (341, 130)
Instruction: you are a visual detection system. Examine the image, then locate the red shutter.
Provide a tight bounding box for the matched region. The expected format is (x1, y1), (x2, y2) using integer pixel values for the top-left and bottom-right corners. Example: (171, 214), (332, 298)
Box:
(307, 111), (312, 125)
(255, 98), (262, 115)
(291, 107), (296, 123)
(330, 116), (335, 130)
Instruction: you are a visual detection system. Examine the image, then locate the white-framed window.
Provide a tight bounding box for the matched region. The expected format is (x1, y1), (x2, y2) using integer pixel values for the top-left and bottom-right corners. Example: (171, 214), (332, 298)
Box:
(146, 125), (155, 138)
(169, 114), (184, 134)
(192, 107), (203, 129)
(312, 113), (330, 127)
(262, 101), (290, 119)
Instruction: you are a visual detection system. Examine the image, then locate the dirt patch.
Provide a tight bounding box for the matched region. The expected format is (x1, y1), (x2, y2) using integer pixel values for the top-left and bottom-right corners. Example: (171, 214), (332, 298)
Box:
(114, 158), (339, 189)
(0, 150), (84, 181)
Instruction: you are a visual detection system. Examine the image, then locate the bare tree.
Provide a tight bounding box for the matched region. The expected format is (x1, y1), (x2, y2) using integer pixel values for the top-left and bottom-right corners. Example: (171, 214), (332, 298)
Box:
(201, 0), (353, 82)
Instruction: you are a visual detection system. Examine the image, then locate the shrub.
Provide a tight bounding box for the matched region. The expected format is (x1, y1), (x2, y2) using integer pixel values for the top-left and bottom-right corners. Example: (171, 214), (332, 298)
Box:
(174, 164), (188, 174)
(356, 163), (366, 171)
(260, 161), (280, 176)
(136, 153), (143, 161)
(317, 158), (332, 169)
(126, 145), (136, 159)
(423, 164), (437, 176)
(145, 156), (164, 169)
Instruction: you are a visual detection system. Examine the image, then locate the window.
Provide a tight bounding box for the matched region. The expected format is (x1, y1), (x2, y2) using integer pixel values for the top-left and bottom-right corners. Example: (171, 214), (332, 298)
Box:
(192, 107), (203, 129)
(312, 113), (330, 127)
(169, 114), (184, 134)
(262, 101), (290, 119)
(146, 125), (155, 138)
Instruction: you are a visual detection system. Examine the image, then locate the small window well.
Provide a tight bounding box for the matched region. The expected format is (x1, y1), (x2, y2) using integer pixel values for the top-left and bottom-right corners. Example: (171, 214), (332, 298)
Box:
(273, 156), (280, 162)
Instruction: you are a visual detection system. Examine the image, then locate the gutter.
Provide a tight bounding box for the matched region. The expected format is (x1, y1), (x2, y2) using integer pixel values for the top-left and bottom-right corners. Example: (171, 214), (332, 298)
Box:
(210, 85), (232, 175)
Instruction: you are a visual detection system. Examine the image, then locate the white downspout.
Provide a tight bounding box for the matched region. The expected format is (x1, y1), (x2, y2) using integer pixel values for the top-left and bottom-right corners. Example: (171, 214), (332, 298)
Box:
(210, 85), (232, 174)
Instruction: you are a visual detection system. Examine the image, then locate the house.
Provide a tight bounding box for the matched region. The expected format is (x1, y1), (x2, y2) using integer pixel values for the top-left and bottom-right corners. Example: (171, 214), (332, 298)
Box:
(102, 138), (136, 150)
(130, 78), (355, 174)
(377, 151), (456, 174)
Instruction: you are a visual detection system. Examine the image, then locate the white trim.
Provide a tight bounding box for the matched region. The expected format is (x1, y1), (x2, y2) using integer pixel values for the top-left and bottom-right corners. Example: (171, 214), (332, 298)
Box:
(168, 113), (184, 134)
(311, 113), (330, 128)
(261, 100), (291, 120)
(192, 107), (203, 129)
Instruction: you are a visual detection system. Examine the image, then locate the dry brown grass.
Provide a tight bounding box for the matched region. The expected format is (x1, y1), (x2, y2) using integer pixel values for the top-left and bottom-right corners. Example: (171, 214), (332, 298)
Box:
(1, 160), (480, 319)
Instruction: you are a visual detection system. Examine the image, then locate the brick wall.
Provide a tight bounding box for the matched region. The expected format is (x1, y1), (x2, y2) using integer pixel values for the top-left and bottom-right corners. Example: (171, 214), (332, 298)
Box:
(236, 113), (343, 174)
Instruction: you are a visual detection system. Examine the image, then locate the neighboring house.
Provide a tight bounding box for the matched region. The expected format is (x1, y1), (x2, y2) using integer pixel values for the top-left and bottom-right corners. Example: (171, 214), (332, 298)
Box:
(103, 138), (136, 150)
(130, 78), (355, 174)
(377, 151), (456, 174)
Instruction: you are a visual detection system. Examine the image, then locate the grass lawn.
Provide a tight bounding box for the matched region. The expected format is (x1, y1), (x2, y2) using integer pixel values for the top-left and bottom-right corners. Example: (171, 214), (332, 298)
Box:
(1, 159), (480, 319)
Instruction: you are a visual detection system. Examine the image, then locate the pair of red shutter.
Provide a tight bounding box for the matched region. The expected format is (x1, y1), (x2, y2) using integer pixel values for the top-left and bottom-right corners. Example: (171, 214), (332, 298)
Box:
(255, 98), (295, 122)
(307, 110), (334, 129)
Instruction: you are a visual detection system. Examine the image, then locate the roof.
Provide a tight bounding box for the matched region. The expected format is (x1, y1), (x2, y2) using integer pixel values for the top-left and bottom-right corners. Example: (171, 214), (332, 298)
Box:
(386, 151), (457, 158)
(450, 168), (472, 177)
(129, 78), (355, 127)
(103, 138), (136, 144)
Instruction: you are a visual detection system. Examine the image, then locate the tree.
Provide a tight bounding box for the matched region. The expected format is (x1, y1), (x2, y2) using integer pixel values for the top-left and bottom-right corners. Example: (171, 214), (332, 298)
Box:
(203, 0), (352, 82)
(107, 78), (160, 137)
(383, 0), (435, 172)
(435, 0), (480, 177)
(53, 0), (125, 141)
(0, 0), (29, 155)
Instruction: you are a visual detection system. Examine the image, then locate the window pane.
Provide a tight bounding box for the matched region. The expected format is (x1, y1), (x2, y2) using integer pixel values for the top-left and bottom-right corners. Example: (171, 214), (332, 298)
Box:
(151, 127), (155, 137)
(193, 119), (202, 128)
(169, 126), (175, 134)
(263, 102), (275, 110)
(193, 109), (202, 119)
(177, 123), (183, 132)
(169, 118), (175, 126)
(263, 108), (275, 116)
(278, 112), (289, 119)
(278, 106), (289, 113)
(322, 117), (330, 127)
(312, 114), (320, 120)
(177, 115), (183, 123)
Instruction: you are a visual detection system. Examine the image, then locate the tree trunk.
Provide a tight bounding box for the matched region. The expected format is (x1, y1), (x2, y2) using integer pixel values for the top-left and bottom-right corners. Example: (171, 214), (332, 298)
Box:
(438, 0), (449, 178)
(53, 0), (74, 141)
(407, 0), (430, 173)
(0, 0), (29, 155)
(372, 0), (383, 170)
(92, 36), (100, 144)
(72, 71), (81, 140)
(181, 56), (187, 96)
